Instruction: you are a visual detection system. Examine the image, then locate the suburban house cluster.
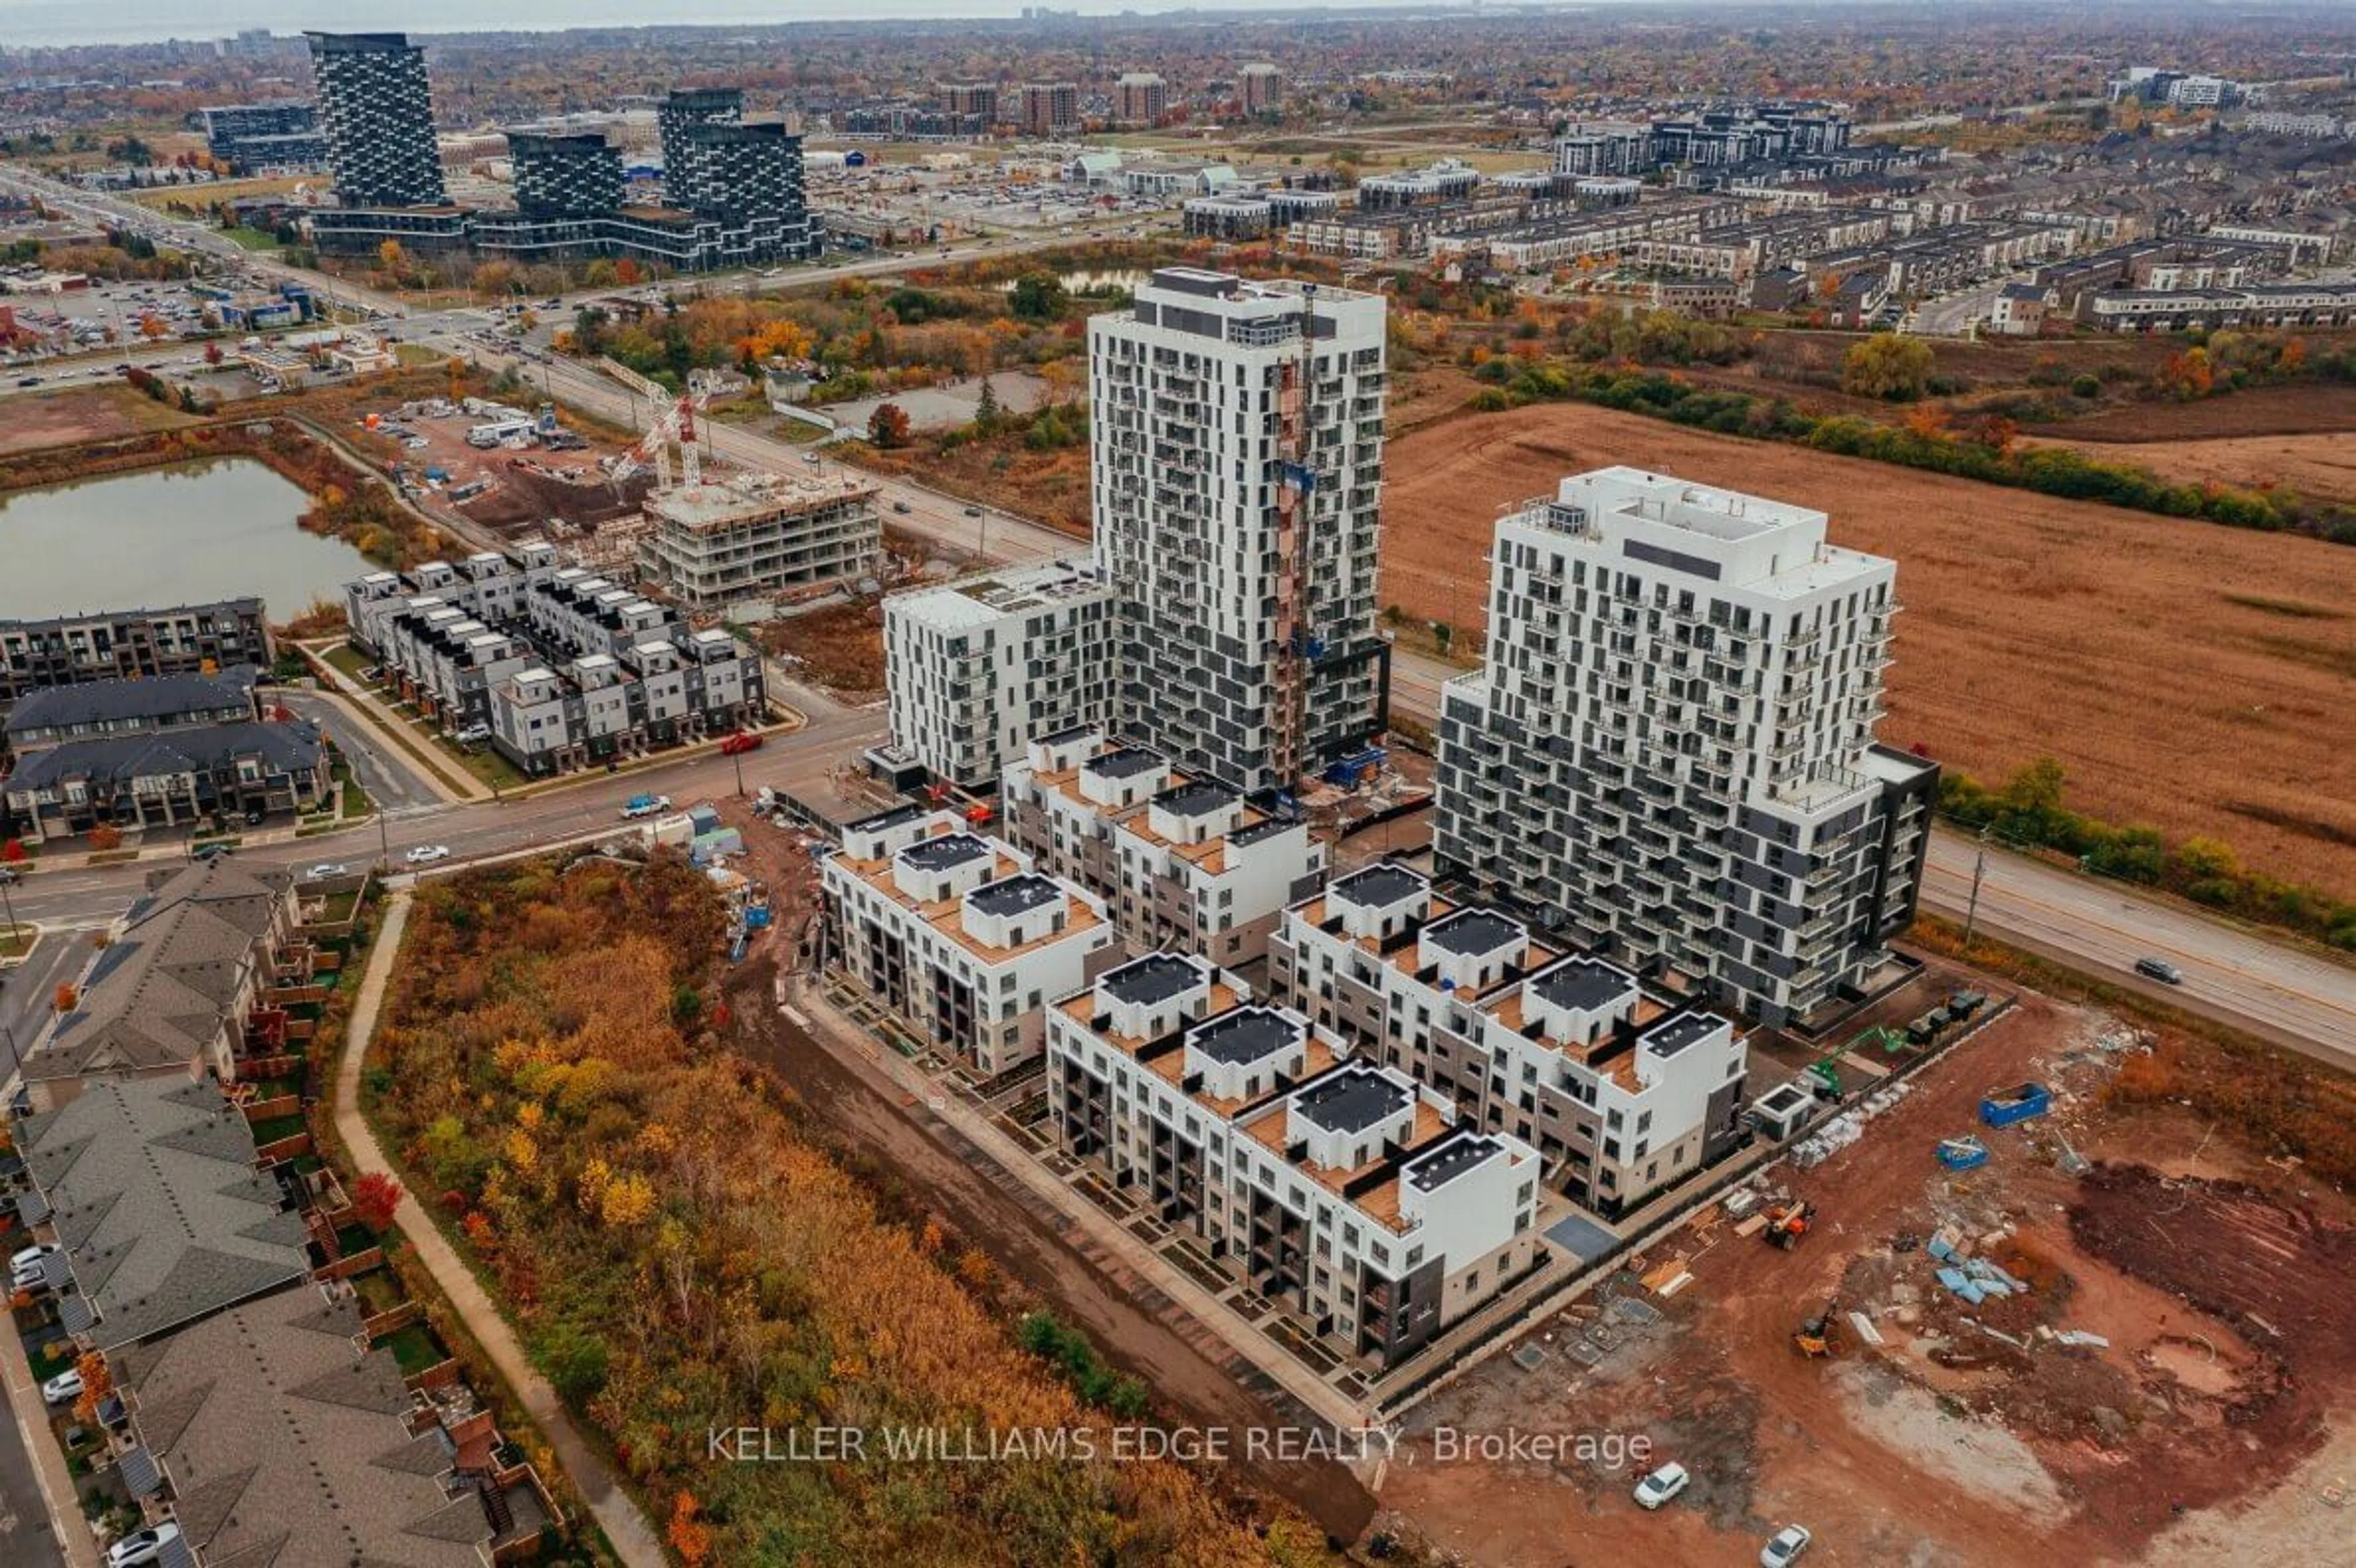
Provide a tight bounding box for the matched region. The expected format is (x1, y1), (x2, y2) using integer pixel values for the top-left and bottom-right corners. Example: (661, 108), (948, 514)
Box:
(7, 860), (558, 1564)
(343, 539), (766, 776)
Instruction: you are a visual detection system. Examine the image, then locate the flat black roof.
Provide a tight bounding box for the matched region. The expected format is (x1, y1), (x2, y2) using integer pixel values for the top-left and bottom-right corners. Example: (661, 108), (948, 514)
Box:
(1101, 952), (1204, 1008)
(1085, 746), (1166, 782)
(1531, 955), (1634, 1014)
(1293, 1067), (1409, 1137)
(1228, 817), (1295, 848)
(1038, 723), (1095, 745)
(1333, 864), (1423, 910)
(1425, 908), (1522, 959)
(1644, 1011), (1723, 1058)
(967, 874), (1062, 919)
(1187, 1007), (1298, 1067)
(900, 832), (991, 872)
(1154, 780), (1234, 820)
(1406, 1131), (1497, 1193)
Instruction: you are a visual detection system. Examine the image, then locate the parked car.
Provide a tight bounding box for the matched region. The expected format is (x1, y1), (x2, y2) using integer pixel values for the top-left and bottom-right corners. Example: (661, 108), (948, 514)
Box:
(9, 1242), (60, 1285)
(302, 863), (347, 881)
(718, 732), (763, 756)
(1633, 1462), (1690, 1510)
(453, 723), (492, 745)
(619, 794), (672, 820)
(404, 844), (451, 865)
(1761, 1524), (1812, 1568)
(2133, 956), (2184, 985)
(0, 866), (19, 885)
(192, 843), (235, 863)
(42, 1368), (83, 1406)
(107, 1523), (182, 1568)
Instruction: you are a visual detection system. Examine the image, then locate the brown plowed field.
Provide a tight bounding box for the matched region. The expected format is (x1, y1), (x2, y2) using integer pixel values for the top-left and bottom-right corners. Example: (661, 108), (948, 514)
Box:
(1377, 400), (2356, 897)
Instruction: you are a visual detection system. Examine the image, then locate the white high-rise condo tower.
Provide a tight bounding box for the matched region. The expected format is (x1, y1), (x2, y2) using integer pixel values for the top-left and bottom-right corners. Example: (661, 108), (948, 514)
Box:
(1088, 267), (1390, 794)
(1434, 468), (1937, 1028)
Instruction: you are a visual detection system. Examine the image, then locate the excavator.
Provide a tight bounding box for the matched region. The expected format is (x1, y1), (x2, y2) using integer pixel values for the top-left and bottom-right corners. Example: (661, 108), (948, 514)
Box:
(1793, 1296), (1842, 1358)
(1763, 1199), (1817, 1250)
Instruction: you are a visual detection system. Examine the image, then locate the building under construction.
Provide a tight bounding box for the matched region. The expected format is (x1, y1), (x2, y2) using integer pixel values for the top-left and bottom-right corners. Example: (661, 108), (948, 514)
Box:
(636, 469), (883, 613)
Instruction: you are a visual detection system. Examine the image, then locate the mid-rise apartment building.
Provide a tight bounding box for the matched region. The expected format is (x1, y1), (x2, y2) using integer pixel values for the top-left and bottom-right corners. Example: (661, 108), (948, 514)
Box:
(1115, 72), (1169, 128)
(1239, 64), (1284, 117)
(200, 101), (327, 172)
(1435, 468), (1936, 1028)
(344, 543), (765, 774)
(1045, 953), (1540, 1366)
(1554, 123), (1652, 179)
(942, 82), (999, 121)
(305, 32), (445, 208)
(1020, 82), (1080, 137)
(1001, 728), (1326, 967)
(823, 806), (1117, 1074)
(507, 130), (623, 218)
(1270, 864), (1748, 1215)
(880, 557), (1116, 791)
(1357, 159), (1480, 210)
(1090, 268), (1389, 792)
(636, 471), (881, 613)
(0, 598), (273, 710)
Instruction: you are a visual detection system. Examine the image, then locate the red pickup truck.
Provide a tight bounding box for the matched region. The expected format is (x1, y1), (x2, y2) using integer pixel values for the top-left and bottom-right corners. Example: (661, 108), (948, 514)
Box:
(718, 731), (763, 756)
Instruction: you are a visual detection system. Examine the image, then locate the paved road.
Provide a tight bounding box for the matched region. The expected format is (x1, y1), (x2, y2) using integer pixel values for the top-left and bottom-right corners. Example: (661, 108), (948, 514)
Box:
(1382, 647), (2356, 1068)
(275, 689), (448, 815)
(1, 928), (97, 1072)
(0, 679), (884, 933)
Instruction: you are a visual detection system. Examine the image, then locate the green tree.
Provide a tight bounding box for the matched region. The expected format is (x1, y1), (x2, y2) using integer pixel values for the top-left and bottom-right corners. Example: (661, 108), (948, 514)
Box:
(972, 376), (1001, 434)
(1009, 272), (1067, 321)
(1841, 334), (1936, 401)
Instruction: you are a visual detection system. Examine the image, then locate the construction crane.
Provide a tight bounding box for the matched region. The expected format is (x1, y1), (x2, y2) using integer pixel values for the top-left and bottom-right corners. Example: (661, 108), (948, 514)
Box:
(1763, 1199), (1817, 1250)
(1793, 1296), (1842, 1358)
(1269, 284), (1319, 786)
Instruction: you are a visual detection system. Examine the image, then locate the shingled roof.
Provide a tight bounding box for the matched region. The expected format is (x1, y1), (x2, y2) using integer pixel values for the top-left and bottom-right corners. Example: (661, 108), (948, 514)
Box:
(16, 1077), (307, 1350)
(25, 858), (293, 1086)
(119, 1284), (495, 1568)
(4, 666), (258, 742)
(3, 718), (322, 795)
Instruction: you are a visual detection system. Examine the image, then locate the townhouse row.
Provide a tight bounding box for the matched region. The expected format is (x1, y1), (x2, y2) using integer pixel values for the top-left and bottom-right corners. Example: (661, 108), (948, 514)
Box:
(345, 540), (765, 777)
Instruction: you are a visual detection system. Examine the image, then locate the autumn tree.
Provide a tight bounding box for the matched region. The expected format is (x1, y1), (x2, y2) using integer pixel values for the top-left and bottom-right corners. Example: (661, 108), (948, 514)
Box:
(377, 239), (407, 275)
(668, 1492), (713, 1567)
(1841, 334), (1935, 401)
(867, 402), (912, 448)
(87, 824), (123, 851)
(351, 1171), (404, 1232)
(2160, 346), (2214, 401)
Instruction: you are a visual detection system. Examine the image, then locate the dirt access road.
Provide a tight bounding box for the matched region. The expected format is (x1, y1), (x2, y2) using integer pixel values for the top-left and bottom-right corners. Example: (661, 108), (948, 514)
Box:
(1376, 398), (2356, 899)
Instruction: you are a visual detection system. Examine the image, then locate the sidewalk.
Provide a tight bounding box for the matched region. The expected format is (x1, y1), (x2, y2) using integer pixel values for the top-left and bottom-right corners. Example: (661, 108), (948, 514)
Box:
(0, 1315), (95, 1568)
(333, 891), (664, 1568)
(787, 977), (1373, 1432)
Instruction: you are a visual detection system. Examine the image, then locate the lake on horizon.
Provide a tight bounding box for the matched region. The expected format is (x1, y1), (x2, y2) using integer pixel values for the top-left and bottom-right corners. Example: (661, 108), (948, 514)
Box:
(0, 458), (371, 623)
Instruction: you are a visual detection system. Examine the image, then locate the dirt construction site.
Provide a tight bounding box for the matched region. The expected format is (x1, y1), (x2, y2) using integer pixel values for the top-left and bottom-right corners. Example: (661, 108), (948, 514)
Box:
(1375, 985), (2356, 1568)
(1375, 398), (2356, 900)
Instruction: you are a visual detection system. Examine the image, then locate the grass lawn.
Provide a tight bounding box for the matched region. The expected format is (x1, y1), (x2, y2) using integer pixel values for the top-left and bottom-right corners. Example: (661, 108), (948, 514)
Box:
(402, 712), (527, 791)
(374, 1320), (450, 1376)
(1, 925), (32, 961)
(218, 225), (282, 252)
(248, 1113), (307, 1145)
(351, 1268), (407, 1316)
(321, 642), (374, 682)
(334, 1221), (380, 1258)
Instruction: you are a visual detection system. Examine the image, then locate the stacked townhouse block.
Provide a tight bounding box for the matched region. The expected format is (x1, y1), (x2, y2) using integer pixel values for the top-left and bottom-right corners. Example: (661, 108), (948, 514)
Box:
(1000, 728), (1325, 967)
(345, 542), (764, 775)
(1270, 864), (1747, 1217)
(823, 805), (1117, 1075)
(1045, 951), (1539, 1365)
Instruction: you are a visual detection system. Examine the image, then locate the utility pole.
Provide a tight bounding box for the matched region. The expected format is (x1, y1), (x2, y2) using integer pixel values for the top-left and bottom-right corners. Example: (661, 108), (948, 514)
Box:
(1960, 827), (1990, 949)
